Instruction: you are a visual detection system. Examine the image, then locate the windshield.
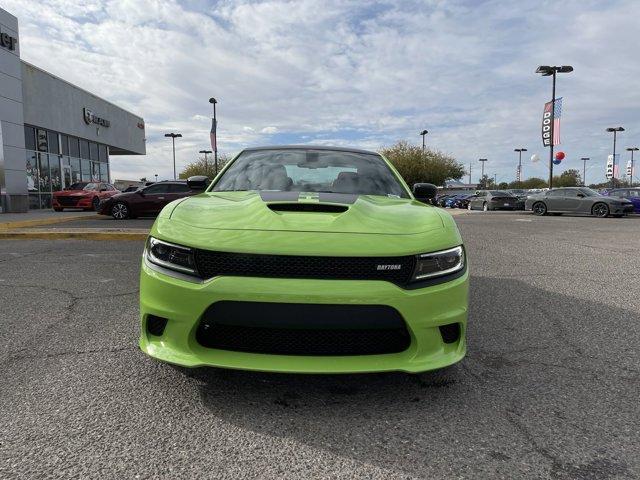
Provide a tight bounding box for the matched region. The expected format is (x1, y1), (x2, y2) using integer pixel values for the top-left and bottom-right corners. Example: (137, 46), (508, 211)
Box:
(578, 187), (601, 197)
(69, 182), (98, 191)
(213, 149), (409, 198)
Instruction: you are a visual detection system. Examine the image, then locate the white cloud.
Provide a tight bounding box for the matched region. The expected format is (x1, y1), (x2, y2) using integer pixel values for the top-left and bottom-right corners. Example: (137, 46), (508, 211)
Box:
(4, 0), (640, 183)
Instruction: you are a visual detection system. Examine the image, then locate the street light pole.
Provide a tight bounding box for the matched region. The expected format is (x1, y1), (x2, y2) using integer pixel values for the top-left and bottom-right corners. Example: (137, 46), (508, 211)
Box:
(580, 158), (589, 186)
(627, 147), (639, 186)
(536, 65), (573, 189)
(419, 130), (428, 153)
(606, 127), (624, 188)
(478, 158), (487, 187)
(514, 148), (527, 187)
(164, 132), (182, 180)
(209, 97), (218, 175)
(493, 173), (497, 186)
(154, 174), (158, 183)
(468, 162), (472, 185)
(199, 149), (212, 175)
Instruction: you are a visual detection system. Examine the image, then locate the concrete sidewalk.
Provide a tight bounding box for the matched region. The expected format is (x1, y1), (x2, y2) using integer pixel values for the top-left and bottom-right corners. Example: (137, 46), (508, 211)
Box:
(0, 210), (99, 229)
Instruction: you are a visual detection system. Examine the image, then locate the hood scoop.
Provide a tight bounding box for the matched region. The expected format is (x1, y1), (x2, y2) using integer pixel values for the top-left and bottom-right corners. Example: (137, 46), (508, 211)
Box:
(267, 203), (348, 213)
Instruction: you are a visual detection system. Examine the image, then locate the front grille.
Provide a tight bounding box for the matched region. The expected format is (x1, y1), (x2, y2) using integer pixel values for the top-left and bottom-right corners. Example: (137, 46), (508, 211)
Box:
(193, 250), (416, 285)
(196, 301), (411, 356)
(55, 196), (82, 206)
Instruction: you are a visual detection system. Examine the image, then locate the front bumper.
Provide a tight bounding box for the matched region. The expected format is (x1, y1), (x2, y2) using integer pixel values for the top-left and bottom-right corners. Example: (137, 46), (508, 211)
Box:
(139, 258), (468, 374)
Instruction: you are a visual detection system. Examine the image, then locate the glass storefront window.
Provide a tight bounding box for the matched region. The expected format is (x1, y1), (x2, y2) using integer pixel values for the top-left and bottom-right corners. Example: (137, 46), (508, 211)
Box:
(99, 162), (109, 182)
(99, 144), (108, 162)
(38, 153), (51, 192)
(61, 135), (69, 156)
(91, 161), (100, 181)
(50, 155), (62, 192)
(70, 157), (81, 183)
(69, 137), (79, 157)
(89, 142), (99, 160)
(47, 132), (59, 154)
(26, 151), (39, 193)
(37, 129), (48, 152)
(81, 158), (91, 181)
(25, 126), (36, 151)
(80, 140), (89, 159)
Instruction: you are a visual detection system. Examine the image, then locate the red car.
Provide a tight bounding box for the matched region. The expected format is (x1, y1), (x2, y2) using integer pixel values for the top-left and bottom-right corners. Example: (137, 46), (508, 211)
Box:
(98, 180), (203, 219)
(53, 182), (120, 211)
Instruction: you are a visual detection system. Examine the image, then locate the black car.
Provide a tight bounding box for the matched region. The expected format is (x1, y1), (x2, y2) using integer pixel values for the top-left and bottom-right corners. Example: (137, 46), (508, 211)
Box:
(98, 180), (206, 219)
(468, 190), (521, 211)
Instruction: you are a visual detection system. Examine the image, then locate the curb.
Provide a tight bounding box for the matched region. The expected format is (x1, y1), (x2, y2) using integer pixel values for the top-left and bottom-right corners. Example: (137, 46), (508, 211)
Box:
(0, 229), (148, 241)
(0, 213), (100, 230)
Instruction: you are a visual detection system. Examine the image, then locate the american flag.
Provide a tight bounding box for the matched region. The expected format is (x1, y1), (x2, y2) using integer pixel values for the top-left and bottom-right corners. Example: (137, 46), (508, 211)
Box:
(210, 118), (217, 152)
(552, 97), (562, 146)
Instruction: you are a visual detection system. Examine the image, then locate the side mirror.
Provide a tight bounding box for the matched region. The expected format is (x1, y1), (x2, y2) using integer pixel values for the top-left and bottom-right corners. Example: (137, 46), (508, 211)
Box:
(413, 183), (438, 203)
(187, 175), (210, 190)
(136, 189), (145, 196)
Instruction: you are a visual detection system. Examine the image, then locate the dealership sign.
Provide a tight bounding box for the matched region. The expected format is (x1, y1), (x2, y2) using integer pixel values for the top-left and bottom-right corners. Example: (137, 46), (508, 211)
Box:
(541, 101), (552, 147)
(83, 107), (111, 127)
(0, 28), (17, 51)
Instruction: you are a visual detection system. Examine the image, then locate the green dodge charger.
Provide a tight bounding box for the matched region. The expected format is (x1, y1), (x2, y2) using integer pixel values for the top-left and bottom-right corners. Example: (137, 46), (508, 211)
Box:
(140, 146), (468, 374)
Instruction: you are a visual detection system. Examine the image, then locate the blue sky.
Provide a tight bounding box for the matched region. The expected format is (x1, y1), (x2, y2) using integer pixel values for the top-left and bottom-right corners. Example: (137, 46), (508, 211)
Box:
(6, 0), (640, 184)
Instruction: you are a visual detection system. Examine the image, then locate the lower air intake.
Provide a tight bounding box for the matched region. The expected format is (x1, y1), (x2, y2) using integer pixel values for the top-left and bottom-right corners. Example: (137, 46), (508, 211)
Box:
(146, 315), (168, 336)
(196, 301), (411, 356)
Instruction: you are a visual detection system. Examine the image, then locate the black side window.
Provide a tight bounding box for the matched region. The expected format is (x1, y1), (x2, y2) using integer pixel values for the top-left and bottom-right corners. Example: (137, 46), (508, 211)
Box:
(144, 184), (170, 194)
(169, 184), (191, 193)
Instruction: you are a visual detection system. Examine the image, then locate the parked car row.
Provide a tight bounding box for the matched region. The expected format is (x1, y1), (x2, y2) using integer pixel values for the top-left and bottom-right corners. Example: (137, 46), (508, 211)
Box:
(52, 179), (209, 218)
(436, 187), (638, 218)
(437, 190), (525, 211)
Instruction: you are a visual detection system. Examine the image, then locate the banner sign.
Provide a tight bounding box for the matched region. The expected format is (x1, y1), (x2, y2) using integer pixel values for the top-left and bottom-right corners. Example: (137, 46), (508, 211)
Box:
(605, 154), (618, 179)
(627, 160), (633, 177)
(542, 101), (553, 147)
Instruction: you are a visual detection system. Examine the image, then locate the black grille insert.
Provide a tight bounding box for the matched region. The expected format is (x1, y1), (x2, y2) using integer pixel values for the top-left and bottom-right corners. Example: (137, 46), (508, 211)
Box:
(268, 203), (348, 213)
(193, 250), (416, 285)
(196, 301), (411, 356)
(55, 196), (82, 206)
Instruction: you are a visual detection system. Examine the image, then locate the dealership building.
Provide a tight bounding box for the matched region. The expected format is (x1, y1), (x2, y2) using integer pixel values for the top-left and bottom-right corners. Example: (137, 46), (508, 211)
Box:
(0, 7), (145, 213)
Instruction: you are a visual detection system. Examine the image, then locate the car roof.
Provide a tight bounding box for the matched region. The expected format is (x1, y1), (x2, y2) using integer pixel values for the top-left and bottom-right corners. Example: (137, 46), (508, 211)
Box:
(241, 145), (379, 156)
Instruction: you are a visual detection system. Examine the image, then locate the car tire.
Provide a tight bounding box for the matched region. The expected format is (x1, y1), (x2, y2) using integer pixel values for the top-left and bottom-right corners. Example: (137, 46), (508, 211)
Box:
(92, 197), (100, 211)
(532, 202), (547, 216)
(592, 202), (609, 218)
(468, 203), (473, 211)
(482, 202), (489, 212)
(111, 202), (130, 220)
(53, 208), (63, 212)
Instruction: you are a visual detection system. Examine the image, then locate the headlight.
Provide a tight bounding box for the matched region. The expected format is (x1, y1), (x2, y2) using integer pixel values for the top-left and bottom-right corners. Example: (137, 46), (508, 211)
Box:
(412, 246), (465, 281)
(146, 237), (198, 275)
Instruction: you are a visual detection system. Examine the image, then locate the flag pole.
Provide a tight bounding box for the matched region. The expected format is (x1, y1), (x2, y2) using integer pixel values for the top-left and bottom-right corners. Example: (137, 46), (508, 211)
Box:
(549, 70), (556, 189)
(209, 97), (218, 175)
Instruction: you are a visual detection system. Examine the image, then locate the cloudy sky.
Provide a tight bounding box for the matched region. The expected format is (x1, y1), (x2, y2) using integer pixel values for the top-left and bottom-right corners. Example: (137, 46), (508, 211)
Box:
(7, 0), (640, 184)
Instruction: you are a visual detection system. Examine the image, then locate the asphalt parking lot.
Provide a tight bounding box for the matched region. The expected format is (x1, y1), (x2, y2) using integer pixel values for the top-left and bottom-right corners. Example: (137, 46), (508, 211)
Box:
(1, 212), (638, 479)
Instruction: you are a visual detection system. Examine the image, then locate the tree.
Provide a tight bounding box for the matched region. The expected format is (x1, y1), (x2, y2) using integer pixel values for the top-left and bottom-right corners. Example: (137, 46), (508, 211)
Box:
(498, 182), (509, 189)
(379, 141), (465, 187)
(553, 169), (581, 187)
(179, 155), (230, 180)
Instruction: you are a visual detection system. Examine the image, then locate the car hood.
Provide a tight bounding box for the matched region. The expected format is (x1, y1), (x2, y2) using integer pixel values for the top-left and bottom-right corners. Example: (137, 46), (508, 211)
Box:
(166, 191), (445, 235)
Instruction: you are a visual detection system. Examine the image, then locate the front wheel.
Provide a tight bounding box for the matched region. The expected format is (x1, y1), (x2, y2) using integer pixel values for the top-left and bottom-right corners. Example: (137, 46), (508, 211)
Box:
(53, 208), (63, 212)
(532, 202), (547, 216)
(92, 197), (100, 211)
(111, 202), (130, 220)
(592, 202), (609, 218)
(482, 202), (488, 212)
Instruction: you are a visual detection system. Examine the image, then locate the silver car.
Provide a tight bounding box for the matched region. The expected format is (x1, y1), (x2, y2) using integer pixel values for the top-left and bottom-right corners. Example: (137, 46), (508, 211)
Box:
(525, 187), (633, 218)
